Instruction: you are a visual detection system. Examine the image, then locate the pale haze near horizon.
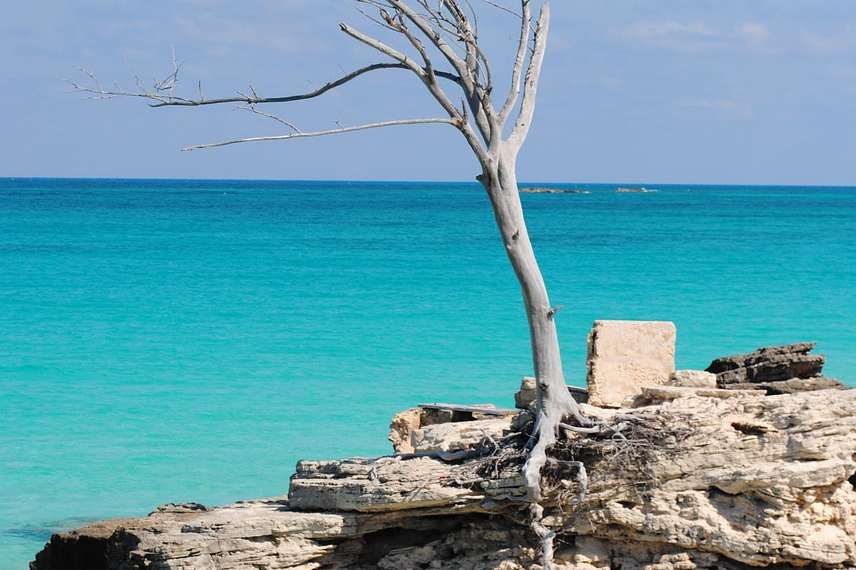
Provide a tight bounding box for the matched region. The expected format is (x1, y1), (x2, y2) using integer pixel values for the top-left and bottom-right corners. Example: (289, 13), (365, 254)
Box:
(1, 0), (854, 185)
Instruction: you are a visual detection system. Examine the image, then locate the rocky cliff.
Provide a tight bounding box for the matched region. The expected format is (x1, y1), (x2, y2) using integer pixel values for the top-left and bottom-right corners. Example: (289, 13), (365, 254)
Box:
(32, 387), (856, 570)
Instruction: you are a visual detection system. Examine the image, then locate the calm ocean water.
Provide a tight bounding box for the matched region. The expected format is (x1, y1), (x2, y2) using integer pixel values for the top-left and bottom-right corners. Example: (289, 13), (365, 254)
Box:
(1, 178), (854, 568)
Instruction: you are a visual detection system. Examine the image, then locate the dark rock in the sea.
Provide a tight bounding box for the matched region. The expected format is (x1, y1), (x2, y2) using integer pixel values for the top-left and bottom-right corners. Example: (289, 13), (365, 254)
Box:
(30, 518), (140, 570)
(520, 187), (590, 194)
(722, 376), (847, 395)
(706, 342), (824, 385)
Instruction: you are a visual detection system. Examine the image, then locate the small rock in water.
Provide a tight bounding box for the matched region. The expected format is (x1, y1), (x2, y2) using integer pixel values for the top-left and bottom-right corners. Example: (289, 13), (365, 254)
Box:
(520, 187), (590, 194)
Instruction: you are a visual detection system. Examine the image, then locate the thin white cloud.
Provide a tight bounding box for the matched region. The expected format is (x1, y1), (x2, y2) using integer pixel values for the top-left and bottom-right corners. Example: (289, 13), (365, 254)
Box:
(736, 22), (770, 46)
(622, 20), (720, 52)
(800, 29), (856, 54)
(679, 99), (752, 120)
(173, 16), (304, 54)
(680, 99), (739, 110)
(625, 20), (718, 41)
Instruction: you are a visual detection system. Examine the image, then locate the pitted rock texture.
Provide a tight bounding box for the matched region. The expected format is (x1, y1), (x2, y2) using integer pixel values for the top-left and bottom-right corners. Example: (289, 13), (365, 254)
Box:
(586, 320), (676, 407)
(724, 376), (846, 395)
(388, 404), (515, 454)
(555, 389), (856, 568)
(668, 370), (717, 388)
(707, 342), (825, 385)
(515, 377), (588, 410)
(32, 389), (856, 569)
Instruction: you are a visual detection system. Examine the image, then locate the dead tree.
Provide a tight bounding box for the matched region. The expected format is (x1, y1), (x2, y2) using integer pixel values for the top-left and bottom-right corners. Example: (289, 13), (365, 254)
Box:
(74, 1), (587, 562)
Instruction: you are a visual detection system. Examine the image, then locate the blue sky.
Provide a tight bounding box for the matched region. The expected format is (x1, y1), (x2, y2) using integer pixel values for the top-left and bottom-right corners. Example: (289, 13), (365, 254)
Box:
(2, 0), (854, 184)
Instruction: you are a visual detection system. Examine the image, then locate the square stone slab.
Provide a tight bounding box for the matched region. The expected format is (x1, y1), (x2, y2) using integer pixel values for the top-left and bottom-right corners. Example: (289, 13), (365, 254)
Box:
(586, 320), (676, 407)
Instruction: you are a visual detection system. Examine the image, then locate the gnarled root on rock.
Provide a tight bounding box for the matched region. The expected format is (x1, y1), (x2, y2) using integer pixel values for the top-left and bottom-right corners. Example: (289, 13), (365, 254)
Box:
(522, 384), (590, 570)
(521, 385), (647, 570)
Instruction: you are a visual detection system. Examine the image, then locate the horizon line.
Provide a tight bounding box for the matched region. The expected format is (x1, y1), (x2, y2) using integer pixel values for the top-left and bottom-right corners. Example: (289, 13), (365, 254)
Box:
(2, 176), (855, 190)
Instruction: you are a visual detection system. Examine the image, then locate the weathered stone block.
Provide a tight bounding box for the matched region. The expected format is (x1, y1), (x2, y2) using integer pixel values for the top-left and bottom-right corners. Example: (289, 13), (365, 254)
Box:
(586, 320), (676, 407)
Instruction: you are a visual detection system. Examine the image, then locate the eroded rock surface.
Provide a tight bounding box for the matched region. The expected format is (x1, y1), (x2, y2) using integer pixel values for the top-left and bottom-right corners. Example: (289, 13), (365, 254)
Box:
(668, 370), (717, 388)
(388, 404), (516, 454)
(32, 388), (856, 570)
(557, 389), (856, 568)
(724, 376), (847, 395)
(515, 376), (588, 410)
(707, 342), (825, 384)
(586, 320), (676, 407)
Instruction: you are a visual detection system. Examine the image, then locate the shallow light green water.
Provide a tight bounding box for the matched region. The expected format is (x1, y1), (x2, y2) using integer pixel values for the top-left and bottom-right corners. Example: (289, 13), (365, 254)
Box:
(1, 178), (854, 568)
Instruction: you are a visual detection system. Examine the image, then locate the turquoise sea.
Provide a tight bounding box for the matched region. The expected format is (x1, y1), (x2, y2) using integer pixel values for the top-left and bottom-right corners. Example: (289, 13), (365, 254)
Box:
(1, 178), (854, 568)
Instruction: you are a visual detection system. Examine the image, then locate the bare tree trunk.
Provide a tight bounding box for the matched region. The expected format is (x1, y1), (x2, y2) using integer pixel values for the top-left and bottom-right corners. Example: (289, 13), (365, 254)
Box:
(83, 1), (573, 565)
(480, 146), (588, 504)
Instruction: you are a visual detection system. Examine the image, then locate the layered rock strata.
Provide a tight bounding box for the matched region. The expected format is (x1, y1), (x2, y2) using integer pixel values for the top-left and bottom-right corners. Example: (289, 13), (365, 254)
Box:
(32, 388), (856, 570)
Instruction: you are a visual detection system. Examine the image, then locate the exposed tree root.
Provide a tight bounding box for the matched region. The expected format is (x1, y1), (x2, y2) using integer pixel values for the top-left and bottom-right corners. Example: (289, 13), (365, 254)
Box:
(528, 503), (557, 570)
(521, 393), (665, 569)
(523, 387), (590, 501)
(390, 396), (661, 570)
(521, 385), (595, 570)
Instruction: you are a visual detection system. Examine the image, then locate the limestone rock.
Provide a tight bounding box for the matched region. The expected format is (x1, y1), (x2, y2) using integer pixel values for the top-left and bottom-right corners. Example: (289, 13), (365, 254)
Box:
(706, 342), (824, 385)
(723, 376), (847, 395)
(288, 457), (485, 512)
(410, 418), (510, 452)
(555, 389), (856, 569)
(627, 385), (763, 406)
(388, 404), (514, 454)
(514, 377), (589, 410)
(149, 502), (208, 515)
(31, 390), (856, 570)
(669, 370), (717, 388)
(515, 376), (538, 409)
(586, 320), (676, 407)
(388, 407), (421, 453)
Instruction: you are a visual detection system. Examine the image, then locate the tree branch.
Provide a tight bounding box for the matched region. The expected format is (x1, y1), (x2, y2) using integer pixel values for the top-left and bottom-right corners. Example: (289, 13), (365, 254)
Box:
(340, 23), (428, 77)
(507, 0), (549, 151)
(392, 0), (498, 147)
(70, 62), (462, 108)
(499, 0), (531, 124)
(181, 118), (458, 151)
(341, 16), (491, 164)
